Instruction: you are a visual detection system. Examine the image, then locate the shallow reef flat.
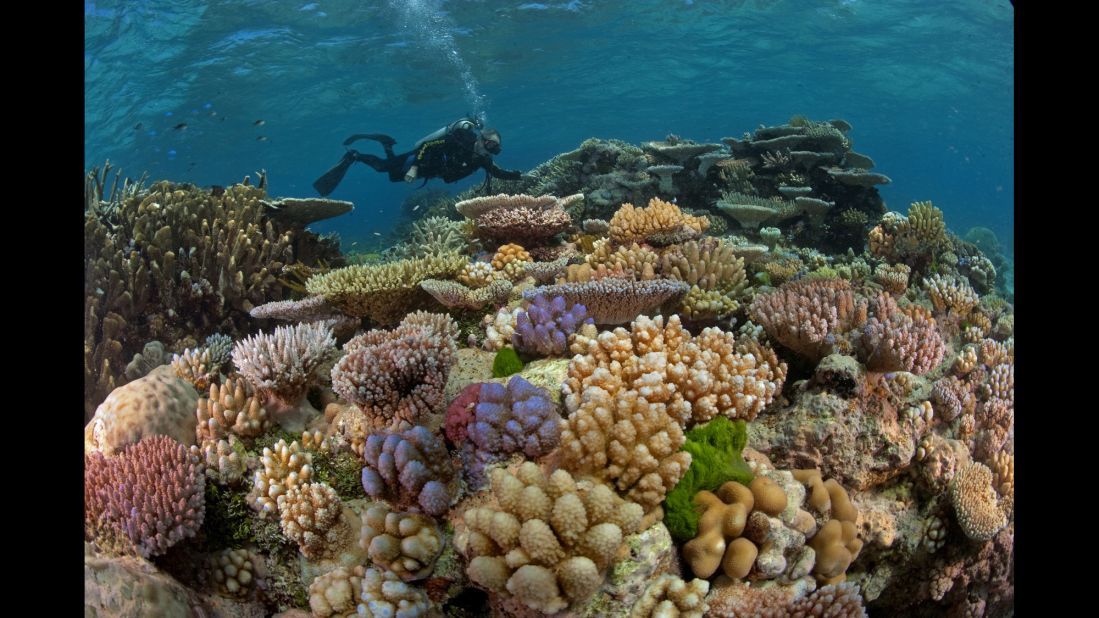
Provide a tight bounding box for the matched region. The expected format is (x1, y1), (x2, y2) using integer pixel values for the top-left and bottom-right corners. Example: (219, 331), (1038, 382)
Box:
(84, 118), (1013, 617)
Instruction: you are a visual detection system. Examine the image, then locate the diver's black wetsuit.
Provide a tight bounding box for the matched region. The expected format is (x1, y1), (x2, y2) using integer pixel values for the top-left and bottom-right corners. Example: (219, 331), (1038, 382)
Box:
(356, 125), (521, 186)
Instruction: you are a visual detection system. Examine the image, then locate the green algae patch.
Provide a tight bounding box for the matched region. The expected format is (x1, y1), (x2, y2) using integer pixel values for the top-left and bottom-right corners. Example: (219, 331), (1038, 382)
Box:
(663, 417), (754, 542)
(202, 481), (255, 550)
(492, 346), (524, 378)
(312, 449), (367, 501)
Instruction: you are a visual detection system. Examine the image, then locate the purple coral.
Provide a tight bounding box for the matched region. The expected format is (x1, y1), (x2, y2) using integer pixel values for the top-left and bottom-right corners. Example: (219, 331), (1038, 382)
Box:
(512, 295), (593, 357)
(360, 426), (456, 516)
(469, 376), (560, 458)
(84, 435), (205, 558)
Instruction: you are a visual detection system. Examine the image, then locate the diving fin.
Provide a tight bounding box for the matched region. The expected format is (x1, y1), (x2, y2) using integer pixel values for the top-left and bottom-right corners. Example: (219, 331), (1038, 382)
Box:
(313, 151), (356, 196)
(342, 133), (397, 148)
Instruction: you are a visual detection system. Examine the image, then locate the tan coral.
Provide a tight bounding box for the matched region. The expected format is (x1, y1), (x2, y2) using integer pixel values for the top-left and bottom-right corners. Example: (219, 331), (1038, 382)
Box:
(248, 439), (314, 517)
(924, 274), (980, 317)
(586, 239), (660, 279)
(305, 252), (465, 324)
(277, 482), (347, 559)
(457, 260), (500, 288)
(85, 365), (200, 456)
(210, 548), (258, 598)
(661, 238), (748, 320)
(459, 462), (643, 613)
(309, 565), (365, 617)
(949, 461), (1006, 541)
(195, 376), (270, 443)
(609, 197), (709, 246)
(873, 263), (911, 295)
(630, 574), (710, 618)
(359, 504), (443, 581)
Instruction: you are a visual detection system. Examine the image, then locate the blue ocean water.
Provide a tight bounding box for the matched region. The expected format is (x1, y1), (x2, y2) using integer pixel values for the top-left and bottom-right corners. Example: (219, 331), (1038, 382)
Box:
(85, 0), (1013, 258)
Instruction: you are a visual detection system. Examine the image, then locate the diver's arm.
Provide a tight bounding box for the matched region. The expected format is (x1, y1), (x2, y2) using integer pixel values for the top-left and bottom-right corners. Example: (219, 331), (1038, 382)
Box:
(484, 159), (523, 180)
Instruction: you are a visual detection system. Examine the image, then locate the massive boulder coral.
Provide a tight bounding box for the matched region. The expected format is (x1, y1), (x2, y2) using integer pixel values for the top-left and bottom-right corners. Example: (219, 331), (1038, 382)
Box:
(85, 365), (200, 455)
(360, 425), (457, 517)
(85, 435), (205, 558)
(331, 311), (458, 431)
(458, 462), (644, 614)
(305, 252), (465, 325)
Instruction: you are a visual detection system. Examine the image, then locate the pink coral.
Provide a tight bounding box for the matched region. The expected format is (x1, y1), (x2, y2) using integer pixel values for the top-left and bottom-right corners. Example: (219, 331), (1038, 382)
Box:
(84, 435), (205, 558)
(446, 383), (482, 445)
(749, 278), (867, 362)
(856, 293), (945, 375)
(331, 312), (458, 431)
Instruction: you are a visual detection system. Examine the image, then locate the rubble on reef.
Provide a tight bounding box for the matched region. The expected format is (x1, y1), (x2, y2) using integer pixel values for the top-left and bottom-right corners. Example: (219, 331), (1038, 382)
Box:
(85, 119), (1013, 617)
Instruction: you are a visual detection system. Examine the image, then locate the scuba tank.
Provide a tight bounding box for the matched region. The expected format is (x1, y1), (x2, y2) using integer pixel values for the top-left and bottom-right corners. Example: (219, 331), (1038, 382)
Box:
(411, 116), (482, 150)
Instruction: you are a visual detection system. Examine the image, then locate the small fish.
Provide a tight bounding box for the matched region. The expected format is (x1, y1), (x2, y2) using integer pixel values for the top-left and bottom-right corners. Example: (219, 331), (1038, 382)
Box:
(256, 136), (269, 142)
(208, 111), (218, 117)
(134, 122), (143, 131)
(351, 241), (358, 246)
(372, 232), (382, 237)
(254, 119), (266, 126)
(413, 204), (420, 211)
(173, 123), (188, 131)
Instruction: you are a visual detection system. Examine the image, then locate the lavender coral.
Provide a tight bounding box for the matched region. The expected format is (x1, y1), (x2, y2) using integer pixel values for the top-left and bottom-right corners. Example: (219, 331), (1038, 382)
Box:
(468, 376), (560, 459)
(331, 311), (458, 431)
(512, 294), (593, 357)
(360, 425), (456, 516)
(84, 435), (205, 558)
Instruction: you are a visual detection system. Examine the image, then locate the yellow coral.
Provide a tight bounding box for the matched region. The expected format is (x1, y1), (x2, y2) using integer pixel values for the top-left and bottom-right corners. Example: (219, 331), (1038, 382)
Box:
(609, 197), (709, 246)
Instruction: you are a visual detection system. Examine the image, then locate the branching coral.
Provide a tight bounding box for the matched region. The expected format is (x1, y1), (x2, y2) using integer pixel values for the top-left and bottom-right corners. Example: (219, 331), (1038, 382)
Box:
(85, 435), (205, 558)
(512, 294), (593, 357)
(924, 273), (980, 317)
(660, 238), (748, 320)
(460, 462), (644, 613)
(231, 322), (336, 404)
(359, 504), (443, 581)
(456, 193), (578, 247)
(195, 376), (270, 443)
(278, 481), (347, 559)
(331, 311), (458, 431)
(749, 278), (867, 362)
(855, 293), (945, 375)
(949, 461), (1006, 542)
(609, 197), (709, 246)
(360, 425), (456, 516)
(248, 438), (314, 517)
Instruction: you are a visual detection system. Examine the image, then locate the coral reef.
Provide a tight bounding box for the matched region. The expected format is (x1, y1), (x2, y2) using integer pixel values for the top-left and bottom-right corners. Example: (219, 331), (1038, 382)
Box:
(512, 294), (593, 357)
(360, 425), (457, 516)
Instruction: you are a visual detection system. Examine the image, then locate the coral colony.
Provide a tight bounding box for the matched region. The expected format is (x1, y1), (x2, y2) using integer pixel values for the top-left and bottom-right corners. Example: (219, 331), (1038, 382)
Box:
(85, 119), (1013, 616)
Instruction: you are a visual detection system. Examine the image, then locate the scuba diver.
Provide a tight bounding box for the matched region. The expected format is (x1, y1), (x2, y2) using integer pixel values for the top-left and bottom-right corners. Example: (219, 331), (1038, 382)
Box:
(313, 117), (524, 196)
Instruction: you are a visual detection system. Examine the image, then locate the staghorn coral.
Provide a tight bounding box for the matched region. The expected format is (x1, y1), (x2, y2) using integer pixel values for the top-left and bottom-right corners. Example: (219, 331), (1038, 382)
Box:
(749, 278), (867, 362)
(331, 312), (457, 431)
(85, 435), (205, 558)
(855, 293), (945, 375)
(660, 238), (748, 320)
(84, 181), (300, 418)
(512, 294), (593, 357)
(460, 462), (644, 613)
(609, 197), (709, 246)
(358, 503), (443, 581)
(523, 278), (689, 325)
(305, 252), (465, 325)
(231, 322), (336, 404)
(360, 425), (456, 517)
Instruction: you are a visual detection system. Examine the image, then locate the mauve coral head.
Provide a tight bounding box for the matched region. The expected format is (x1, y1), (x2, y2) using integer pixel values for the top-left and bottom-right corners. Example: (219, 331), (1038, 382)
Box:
(468, 376), (560, 458)
(445, 383), (482, 445)
(512, 294), (593, 357)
